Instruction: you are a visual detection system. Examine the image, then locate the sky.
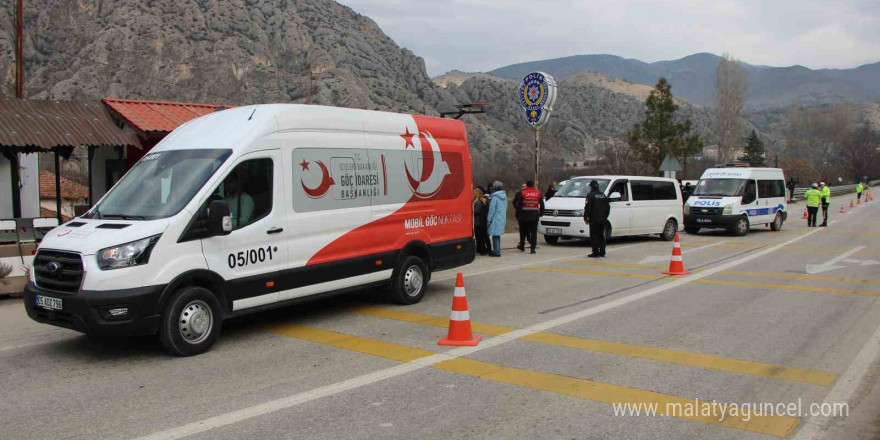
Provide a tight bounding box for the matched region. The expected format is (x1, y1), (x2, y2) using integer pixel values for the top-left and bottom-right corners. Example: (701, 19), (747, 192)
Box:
(337, 0), (880, 77)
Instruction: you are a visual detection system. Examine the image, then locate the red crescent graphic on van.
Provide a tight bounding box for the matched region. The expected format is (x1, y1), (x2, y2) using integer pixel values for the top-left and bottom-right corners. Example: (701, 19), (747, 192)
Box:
(301, 160), (335, 199)
(405, 131), (450, 199)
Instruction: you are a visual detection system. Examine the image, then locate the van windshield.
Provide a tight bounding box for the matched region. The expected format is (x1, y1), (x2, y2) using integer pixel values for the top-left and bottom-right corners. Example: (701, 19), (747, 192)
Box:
(692, 178), (747, 197)
(83, 149), (232, 220)
(554, 178), (610, 197)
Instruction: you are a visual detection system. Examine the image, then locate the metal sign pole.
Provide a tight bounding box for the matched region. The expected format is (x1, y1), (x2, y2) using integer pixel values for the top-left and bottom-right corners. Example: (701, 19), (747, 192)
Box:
(535, 128), (541, 186)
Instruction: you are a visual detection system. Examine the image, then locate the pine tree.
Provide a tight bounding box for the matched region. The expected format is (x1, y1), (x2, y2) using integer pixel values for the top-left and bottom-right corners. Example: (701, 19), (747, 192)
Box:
(626, 78), (704, 172)
(739, 130), (766, 166)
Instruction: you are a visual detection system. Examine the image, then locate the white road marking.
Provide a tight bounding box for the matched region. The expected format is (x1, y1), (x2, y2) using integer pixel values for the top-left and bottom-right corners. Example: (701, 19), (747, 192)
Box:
(805, 246), (865, 274)
(132, 227), (826, 440)
(638, 240), (728, 264)
(790, 321), (880, 440)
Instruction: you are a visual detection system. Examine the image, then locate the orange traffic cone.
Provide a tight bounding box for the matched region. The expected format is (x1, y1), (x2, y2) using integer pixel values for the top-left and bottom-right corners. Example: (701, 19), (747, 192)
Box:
(857, 197), (861, 205)
(850, 200), (855, 208)
(438, 273), (481, 346)
(839, 204), (846, 214)
(662, 234), (691, 276)
(802, 208), (808, 220)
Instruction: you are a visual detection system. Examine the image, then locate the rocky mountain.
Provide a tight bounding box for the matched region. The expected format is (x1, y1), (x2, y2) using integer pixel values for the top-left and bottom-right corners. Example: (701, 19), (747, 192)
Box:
(490, 53), (880, 110)
(0, 0), (722, 183)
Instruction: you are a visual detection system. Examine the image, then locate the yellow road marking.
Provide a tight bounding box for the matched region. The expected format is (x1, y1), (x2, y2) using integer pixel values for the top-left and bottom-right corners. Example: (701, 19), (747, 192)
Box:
(268, 324), (801, 437)
(348, 307), (835, 386)
(521, 332), (835, 386)
(695, 279), (880, 297)
(528, 266), (880, 296)
(348, 306), (517, 336)
(568, 263), (880, 286)
(523, 266), (662, 279)
(264, 324), (434, 362)
(433, 357), (800, 438)
(720, 270), (880, 286)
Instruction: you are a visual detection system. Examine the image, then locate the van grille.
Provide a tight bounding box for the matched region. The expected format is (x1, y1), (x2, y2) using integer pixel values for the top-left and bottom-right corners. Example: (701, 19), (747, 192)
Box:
(541, 209), (582, 217)
(693, 207), (723, 216)
(34, 250), (84, 293)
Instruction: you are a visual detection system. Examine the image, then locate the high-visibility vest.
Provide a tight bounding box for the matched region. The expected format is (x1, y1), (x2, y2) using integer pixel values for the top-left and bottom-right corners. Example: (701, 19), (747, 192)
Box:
(856, 184), (864, 194)
(821, 186), (831, 203)
(804, 189), (821, 207)
(521, 187), (542, 211)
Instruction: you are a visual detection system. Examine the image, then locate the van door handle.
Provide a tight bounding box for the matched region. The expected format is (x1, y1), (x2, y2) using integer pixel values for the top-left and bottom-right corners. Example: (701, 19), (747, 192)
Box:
(626, 203), (632, 206)
(266, 227), (284, 234)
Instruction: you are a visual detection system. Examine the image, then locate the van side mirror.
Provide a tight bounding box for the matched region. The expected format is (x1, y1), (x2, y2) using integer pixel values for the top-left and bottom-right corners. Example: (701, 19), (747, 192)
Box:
(609, 192), (622, 201)
(209, 200), (233, 236)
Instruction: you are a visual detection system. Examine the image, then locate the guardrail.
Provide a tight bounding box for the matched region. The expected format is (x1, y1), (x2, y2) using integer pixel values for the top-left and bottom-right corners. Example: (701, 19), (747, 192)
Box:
(790, 180), (878, 201)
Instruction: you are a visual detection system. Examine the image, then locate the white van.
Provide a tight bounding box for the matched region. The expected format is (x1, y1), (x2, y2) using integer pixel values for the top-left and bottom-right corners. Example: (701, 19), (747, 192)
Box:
(24, 104), (475, 356)
(684, 167), (787, 236)
(538, 176), (683, 243)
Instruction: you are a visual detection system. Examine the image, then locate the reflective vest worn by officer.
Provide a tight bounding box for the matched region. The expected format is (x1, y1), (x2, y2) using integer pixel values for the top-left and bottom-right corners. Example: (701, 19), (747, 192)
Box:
(821, 185), (831, 204)
(519, 187), (544, 222)
(856, 183), (864, 195)
(804, 188), (822, 208)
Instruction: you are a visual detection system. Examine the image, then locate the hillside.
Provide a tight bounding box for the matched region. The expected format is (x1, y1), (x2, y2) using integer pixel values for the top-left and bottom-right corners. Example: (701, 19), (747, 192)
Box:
(0, 0), (723, 183)
(490, 53), (880, 110)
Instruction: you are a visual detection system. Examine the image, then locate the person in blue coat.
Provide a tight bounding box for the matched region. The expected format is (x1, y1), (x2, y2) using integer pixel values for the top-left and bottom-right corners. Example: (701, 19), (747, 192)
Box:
(487, 181), (508, 257)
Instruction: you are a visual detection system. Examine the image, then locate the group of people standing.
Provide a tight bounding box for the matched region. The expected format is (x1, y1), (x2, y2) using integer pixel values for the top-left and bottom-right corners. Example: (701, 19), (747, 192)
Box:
(803, 182), (832, 227)
(473, 181), (546, 257)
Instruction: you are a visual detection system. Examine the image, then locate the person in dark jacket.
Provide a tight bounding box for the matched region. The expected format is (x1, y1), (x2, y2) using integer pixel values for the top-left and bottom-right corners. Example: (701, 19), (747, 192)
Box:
(512, 182), (526, 249)
(583, 180), (611, 258)
(516, 181), (544, 253)
(545, 182), (557, 200)
(473, 187), (490, 255)
(681, 182), (693, 203)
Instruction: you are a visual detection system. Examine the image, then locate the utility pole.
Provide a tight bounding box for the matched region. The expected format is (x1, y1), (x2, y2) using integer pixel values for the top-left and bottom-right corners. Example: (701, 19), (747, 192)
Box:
(7, 0), (25, 218)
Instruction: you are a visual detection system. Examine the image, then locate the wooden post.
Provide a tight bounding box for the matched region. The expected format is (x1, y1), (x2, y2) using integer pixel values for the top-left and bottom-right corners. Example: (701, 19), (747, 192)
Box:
(87, 146), (95, 206)
(54, 150), (62, 223)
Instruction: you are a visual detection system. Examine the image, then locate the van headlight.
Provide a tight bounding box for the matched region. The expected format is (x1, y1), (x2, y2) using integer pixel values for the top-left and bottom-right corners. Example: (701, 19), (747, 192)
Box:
(97, 235), (161, 270)
(722, 205), (733, 215)
(572, 210), (584, 217)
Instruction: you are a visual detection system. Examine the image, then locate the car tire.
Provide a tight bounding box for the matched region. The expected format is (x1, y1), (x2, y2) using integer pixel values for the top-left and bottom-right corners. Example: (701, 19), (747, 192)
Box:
(390, 255), (428, 305)
(732, 216), (750, 236)
(159, 286), (223, 356)
(684, 226), (700, 235)
(544, 235), (559, 245)
(660, 218), (678, 241)
(770, 213), (784, 231)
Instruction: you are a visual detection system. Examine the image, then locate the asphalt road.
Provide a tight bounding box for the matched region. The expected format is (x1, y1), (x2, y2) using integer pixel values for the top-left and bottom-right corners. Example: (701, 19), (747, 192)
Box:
(2, 198), (879, 440)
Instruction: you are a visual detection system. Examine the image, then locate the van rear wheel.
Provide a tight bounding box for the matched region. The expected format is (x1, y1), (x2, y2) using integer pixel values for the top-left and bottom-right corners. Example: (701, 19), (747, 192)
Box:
(159, 286), (222, 356)
(390, 255), (428, 305)
(660, 219), (677, 241)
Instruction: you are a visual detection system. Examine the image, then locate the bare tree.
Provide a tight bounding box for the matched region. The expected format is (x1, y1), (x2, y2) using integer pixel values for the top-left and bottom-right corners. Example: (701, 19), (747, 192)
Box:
(839, 121), (879, 181)
(714, 53), (748, 163)
(594, 137), (650, 175)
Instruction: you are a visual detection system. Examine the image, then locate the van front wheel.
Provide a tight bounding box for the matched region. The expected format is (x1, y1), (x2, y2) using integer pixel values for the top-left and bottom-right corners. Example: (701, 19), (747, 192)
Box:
(159, 286), (222, 356)
(660, 219), (678, 241)
(732, 217), (750, 236)
(770, 213), (784, 231)
(390, 255), (428, 305)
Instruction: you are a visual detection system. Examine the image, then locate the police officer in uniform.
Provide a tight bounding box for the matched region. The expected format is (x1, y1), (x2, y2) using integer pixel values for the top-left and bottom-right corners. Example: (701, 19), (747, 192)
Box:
(584, 180), (610, 258)
(516, 180), (544, 254)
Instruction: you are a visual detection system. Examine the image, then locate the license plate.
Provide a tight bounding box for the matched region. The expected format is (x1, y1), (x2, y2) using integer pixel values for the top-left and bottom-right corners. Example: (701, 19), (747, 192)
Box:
(696, 218), (713, 224)
(35, 295), (62, 310)
(546, 228), (563, 235)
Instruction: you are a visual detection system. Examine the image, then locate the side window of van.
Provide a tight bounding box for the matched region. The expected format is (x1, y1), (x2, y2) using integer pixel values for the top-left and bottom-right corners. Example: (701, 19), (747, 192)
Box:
(742, 180), (757, 204)
(214, 159), (273, 230)
(757, 180), (785, 198)
(608, 180), (629, 201)
(631, 181), (677, 201)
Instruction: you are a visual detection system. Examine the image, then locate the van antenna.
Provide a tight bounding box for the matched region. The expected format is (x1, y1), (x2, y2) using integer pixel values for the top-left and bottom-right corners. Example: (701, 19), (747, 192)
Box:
(248, 107), (257, 121)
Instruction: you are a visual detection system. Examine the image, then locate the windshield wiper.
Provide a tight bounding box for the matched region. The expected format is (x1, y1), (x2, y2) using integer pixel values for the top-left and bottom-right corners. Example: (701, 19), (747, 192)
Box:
(101, 214), (148, 220)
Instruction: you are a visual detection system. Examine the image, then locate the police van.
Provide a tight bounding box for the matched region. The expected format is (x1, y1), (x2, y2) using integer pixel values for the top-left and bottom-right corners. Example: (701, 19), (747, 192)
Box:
(24, 104), (475, 355)
(539, 176), (683, 243)
(684, 166), (787, 236)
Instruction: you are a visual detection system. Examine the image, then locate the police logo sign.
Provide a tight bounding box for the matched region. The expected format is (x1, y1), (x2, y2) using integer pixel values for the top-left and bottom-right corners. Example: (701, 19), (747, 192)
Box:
(519, 72), (558, 128)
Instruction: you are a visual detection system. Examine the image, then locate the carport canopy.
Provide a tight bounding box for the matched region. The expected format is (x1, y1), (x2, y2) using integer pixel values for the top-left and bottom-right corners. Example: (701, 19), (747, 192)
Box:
(0, 99), (140, 223)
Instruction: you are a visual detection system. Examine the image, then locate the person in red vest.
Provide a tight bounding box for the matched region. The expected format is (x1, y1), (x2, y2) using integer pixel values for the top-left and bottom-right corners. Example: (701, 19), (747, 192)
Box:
(516, 180), (544, 254)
